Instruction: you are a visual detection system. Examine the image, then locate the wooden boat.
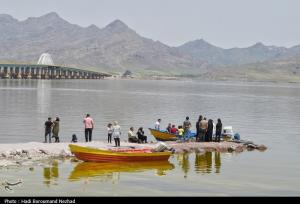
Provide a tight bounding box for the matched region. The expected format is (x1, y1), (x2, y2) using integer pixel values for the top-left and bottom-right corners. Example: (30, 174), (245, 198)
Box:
(149, 128), (178, 141)
(69, 144), (172, 162)
(69, 161), (175, 180)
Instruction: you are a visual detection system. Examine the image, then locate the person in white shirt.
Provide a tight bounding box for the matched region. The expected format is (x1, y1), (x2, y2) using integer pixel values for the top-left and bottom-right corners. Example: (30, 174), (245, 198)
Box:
(128, 127), (138, 143)
(112, 121), (121, 147)
(155, 119), (161, 131)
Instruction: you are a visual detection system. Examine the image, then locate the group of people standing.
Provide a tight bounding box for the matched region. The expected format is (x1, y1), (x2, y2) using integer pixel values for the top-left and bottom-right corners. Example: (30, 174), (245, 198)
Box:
(155, 115), (223, 142)
(196, 115), (222, 142)
(44, 117), (60, 143)
(44, 114), (223, 145)
(44, 114), (94, 143)
(106, 121), (121, 147)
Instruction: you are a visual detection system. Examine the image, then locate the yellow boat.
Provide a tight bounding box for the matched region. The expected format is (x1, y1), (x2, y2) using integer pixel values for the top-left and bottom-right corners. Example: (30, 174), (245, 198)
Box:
(69, 144), (172, 162)
(149, 128), (178, 141)
(69, 160), (175, 180)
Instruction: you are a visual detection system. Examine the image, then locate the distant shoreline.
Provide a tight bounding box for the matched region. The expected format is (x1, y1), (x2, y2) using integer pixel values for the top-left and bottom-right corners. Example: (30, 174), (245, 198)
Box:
(0, 75), (299, 84)
(108, 75), (300, 84)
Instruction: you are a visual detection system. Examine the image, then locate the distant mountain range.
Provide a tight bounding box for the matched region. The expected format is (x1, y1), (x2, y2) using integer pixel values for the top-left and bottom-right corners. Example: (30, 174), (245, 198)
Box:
(1, 12), (300, 82)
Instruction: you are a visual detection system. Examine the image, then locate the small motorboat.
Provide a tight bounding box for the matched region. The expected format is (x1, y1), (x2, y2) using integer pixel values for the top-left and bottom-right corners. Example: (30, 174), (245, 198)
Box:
(69, 144), (172, 162)
(149, 128), (197, 141)
(149, 128), (178, 141)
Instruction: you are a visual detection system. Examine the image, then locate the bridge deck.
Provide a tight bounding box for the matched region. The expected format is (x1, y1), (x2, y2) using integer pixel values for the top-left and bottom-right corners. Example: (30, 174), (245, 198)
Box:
(0, 63), (111, 79)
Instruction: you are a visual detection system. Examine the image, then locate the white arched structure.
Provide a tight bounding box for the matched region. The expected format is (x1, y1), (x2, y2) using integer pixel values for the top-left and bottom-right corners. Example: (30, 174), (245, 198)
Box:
(37, 53), (54, 65)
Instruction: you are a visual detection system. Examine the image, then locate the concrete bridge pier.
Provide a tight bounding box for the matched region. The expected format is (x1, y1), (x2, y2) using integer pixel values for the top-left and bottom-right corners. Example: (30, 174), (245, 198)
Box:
(3, 67), (9, 79)
(67, 70), (72, 79)
(36, 68), (41, 79)
(44, 68), (49, 79)
(70, 71), (75, 79)
(40, 68), (44, 79)
(20, 67), (24, 79)
(24, 67), (30, 79)
(75, 71), (79, 79)
(9, 67), (14, 79)
(50, 67), (54, 79)
(29, 67), (34, 79)
(56, 68), (61, 79)
(14, 67), (21, 79)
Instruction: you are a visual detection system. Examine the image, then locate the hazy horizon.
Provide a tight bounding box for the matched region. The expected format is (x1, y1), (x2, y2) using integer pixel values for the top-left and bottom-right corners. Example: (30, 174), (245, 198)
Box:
(1, 0), (299, 49)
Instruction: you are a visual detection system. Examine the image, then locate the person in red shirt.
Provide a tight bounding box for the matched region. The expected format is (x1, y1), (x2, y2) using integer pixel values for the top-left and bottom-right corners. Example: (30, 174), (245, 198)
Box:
(170, 125), (178, 134)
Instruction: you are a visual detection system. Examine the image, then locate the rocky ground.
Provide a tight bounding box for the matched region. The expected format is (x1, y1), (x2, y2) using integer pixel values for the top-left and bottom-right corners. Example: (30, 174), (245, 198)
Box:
(0, 141), (267, 168)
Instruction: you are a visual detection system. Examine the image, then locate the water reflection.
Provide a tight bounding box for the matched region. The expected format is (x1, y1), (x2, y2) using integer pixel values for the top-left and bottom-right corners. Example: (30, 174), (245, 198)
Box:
(37, 80), (51, 114)
(177, 152), (222, 177)
(43, 160), (59, 186)
(176, 154), (190, 178)
(194, 152), (221, 174)
(69, 161), (175, 182)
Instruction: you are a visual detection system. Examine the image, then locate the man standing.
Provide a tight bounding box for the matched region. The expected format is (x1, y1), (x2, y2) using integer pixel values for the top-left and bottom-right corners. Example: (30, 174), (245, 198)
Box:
(199, 117), (208, 142)
(183, 116), (192, 141)
(44, 117), (53, 143)
(83, 114), (94, 142)
(155, 119), (161, 130)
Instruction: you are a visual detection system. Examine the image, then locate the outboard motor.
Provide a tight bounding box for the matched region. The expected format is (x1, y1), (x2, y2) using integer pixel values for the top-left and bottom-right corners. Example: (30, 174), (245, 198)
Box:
(153, 142), (168, 152)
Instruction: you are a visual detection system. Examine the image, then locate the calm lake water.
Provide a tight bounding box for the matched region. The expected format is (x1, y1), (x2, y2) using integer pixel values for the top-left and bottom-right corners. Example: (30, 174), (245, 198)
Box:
(0, 79), (300, 196)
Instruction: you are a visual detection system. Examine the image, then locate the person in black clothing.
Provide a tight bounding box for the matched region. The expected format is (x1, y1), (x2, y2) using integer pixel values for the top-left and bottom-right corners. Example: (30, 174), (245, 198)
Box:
(215, 119), (222, 142)
(196, 115), (203, 142)
(166, 123), (172, 133)
(71, 134), (78, 143)
(44, 117), (53, 143)
(205, 119), (214, 142)
(107, 123), (113, 143)
(52, 117), (60, 143)
(137, 127), (147, 143)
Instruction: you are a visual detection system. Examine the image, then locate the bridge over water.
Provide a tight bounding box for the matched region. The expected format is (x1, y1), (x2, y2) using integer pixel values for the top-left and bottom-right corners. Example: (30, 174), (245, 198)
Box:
(0, 63), (111, 79)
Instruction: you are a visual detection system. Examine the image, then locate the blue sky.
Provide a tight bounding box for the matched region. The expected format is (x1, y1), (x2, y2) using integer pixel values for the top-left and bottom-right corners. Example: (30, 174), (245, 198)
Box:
(1, 0), (299, 48)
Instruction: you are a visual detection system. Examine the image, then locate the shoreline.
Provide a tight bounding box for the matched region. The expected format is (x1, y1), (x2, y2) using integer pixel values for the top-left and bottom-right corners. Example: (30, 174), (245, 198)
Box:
(0, 141), (267, 167)
(107, 75), (300, 84)
(1, 75), (300, 84)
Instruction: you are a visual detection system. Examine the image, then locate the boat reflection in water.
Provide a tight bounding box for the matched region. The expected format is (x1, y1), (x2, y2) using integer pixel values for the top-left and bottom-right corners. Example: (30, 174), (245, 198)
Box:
(69, 160), (175, 182)
(177, 152), (222, 177)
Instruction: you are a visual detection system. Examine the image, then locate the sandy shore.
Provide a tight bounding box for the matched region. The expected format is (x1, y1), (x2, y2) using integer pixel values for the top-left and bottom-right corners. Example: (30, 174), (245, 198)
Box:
(0, 141), (267, 167)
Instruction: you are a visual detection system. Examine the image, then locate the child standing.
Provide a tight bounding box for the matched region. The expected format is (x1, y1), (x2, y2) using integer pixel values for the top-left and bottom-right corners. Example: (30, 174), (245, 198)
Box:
(107, 123), (113, 143)
(177, 125), (184, 141)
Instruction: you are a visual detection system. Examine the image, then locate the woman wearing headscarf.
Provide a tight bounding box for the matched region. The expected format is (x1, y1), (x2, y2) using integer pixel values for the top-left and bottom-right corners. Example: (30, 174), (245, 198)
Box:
(112, 121), (121, 147)
(52, 117), (60, 143)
